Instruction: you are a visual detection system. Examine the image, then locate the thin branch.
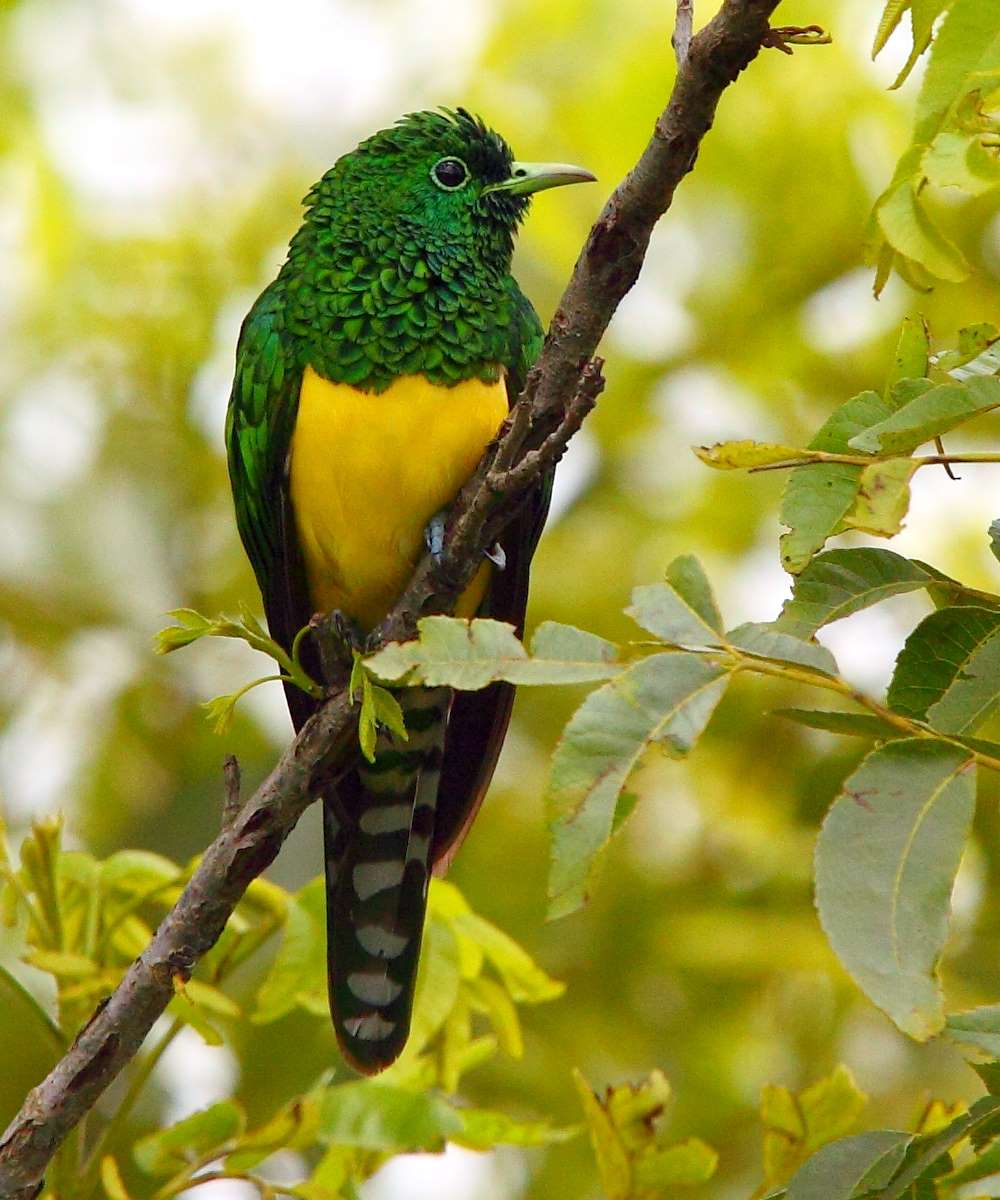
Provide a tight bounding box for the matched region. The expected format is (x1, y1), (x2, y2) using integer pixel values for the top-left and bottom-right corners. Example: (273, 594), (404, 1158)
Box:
(673, 0), (694, 66)
(934, 434), (960, 480)
(485, 358), (604, 494)
(0, 3), (787, 1194)
(222, 755), (242, 827)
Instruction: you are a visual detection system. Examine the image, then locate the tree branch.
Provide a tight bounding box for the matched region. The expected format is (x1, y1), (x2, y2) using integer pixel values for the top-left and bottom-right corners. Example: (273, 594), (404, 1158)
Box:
(673, 0), (694, 66)
(0, 2), (786, 1193)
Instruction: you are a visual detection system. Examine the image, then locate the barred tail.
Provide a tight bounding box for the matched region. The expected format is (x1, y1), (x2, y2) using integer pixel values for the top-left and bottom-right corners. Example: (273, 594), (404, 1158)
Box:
(324, 686), (450, 1073)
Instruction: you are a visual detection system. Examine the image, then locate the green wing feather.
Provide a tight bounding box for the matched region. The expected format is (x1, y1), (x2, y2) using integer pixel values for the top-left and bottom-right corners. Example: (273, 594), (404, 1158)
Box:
(225, 281), (316, 726)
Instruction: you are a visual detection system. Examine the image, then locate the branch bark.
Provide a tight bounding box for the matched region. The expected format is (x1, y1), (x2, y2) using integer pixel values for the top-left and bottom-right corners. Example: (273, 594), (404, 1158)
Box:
(0, 2), (784, 1193)
(673, 0), (694, 65)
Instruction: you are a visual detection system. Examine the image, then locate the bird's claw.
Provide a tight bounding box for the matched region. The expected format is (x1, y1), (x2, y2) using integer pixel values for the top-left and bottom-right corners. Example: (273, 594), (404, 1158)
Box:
(424, 510), (447, 562)
(485, 541), (506, 570)
(310, 608), (364, 685)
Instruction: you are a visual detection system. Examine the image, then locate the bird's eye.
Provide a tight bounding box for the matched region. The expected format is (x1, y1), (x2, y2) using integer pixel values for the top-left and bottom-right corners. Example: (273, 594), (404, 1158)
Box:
(431, 157), (469, 191)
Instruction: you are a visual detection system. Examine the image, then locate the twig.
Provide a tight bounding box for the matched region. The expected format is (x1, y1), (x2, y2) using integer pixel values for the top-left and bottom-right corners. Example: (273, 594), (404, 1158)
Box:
(762, 24), (831, 53)
(486, 358), (605, 494)
(934, 434), (960, 480)
(222, 755), (242, 827)
(673, 0), (694, 66)
(0, 3), (788, 1193)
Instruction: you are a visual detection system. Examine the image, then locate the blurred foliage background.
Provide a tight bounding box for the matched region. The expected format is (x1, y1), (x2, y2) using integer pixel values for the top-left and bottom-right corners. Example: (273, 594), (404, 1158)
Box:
(3, 0), (1000, 1196)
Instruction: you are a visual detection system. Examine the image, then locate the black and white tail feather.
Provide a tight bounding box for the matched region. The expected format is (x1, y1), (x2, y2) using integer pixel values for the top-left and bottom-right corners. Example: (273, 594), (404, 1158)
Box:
(324, 686), (450, 1072)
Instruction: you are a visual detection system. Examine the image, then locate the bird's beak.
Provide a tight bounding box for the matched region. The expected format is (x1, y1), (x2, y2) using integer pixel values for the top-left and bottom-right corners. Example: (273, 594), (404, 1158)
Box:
(485, 160), (597, 197)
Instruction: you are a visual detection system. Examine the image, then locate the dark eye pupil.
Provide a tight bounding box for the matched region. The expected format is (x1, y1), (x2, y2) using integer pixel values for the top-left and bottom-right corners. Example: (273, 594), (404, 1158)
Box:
(434, 158), (467, 188)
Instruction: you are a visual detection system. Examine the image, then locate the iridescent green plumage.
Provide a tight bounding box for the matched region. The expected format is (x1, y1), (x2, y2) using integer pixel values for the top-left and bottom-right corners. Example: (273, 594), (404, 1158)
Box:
(226, 108), (593, 1072)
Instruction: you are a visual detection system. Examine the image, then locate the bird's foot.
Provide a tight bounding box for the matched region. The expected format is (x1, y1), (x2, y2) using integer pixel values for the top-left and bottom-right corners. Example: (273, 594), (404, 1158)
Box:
(485, 541), (506, 570)
(424, 509), (448, 562)
(310, 608), (365, 686)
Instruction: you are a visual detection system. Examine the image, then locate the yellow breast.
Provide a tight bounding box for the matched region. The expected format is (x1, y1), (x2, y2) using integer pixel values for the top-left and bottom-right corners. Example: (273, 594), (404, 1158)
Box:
(289, 366), (509, 632)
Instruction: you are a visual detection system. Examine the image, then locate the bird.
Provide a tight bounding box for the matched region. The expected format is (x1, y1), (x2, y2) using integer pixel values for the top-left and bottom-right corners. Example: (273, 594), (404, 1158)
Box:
(225, 108), (594, 1073)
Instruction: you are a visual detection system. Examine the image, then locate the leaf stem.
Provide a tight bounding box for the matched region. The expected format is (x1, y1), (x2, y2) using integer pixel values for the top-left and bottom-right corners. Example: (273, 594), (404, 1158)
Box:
(747, 451), (1000, 474)
(719, 651), (1000, 774)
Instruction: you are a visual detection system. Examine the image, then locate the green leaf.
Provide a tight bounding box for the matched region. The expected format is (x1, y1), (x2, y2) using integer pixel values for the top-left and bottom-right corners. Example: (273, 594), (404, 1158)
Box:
(773, 709), (897, 739)
(875, 180), (970, 284)
(848, 377), (1000, 454)
(888, 606), (1000, 730)
(452, 1107), (577, 1150)
(365, 616), (621, 689)
(843, 459), (918, 537)
(873, 0), (910, 58)
(573, 1068), (717, 1199)
(156, 609), (322, 698)
(627, 580), (723, 649)
(814, 739), (976, 1040)
(318, 1082), (462, 1152)
(937, 1133), (1000, 1188)
(547, 653), (728, 918)
(574, 1070), (632, 1200)
(202, 692), (240, 736)
(886, 317), (931, 399)
(0, 963), (64, 1058)
(133, 1101), (246, 1175)
(946, 1006), (1000, 1057)
(527, 621), (622, 682)
(100, 1156), (132, 1200)
(101, 851), (180, 894)
(665, 555), (723, 631)
(776, 549), (931, 639)
(922, 131), (1000, 196)
(24, 950), (97, 979)
(252, 878), (327, 1023)
(19, 816), (63, 950)
(694, 440), (810, 469)
(354, 667), (378, 763)
(450, 909), (565, 1003)
(762, 1066), (869, 1189)
(992, 519), (1000, 565)
(402, 916), (461, 1058)
(629, 556), (720, 652)
(875, 1096), (1000, 1199)
(779, 391), (894, 573)
(165, 998), (224, 1046)
(153, 607), (214, 653)
(633, 1139), (718, 1190)
(370, 685), (407, 741)
(912, 0), (1000, 147)
(870, 2), (1000, 287)
(727, 623), (838, 675)
(971, 1062), (1000, 1096)
(177, 978), (242, 1019)
(888, 1), (956, 87)
(225, 1094), (322, 1171)
(936, 321), (1000, 374)
(786, 1131), (913, 1200)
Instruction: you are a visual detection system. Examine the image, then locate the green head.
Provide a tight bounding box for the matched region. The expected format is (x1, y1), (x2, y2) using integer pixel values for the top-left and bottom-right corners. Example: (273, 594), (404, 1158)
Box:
(284, 109), (594, 391)
(314, 108), (594, 270)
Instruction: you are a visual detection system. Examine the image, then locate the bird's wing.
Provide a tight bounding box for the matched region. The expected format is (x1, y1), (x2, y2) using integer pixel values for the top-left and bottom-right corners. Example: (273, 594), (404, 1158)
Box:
(431, 281), (554, 870)
(225, 282), (317, 730)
